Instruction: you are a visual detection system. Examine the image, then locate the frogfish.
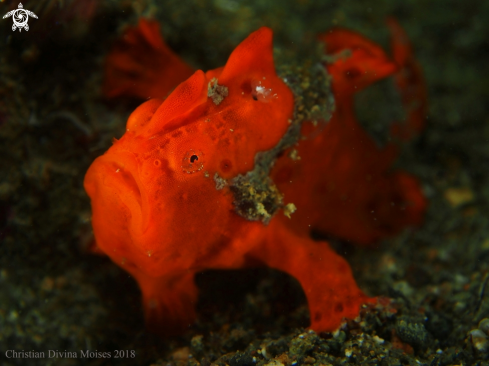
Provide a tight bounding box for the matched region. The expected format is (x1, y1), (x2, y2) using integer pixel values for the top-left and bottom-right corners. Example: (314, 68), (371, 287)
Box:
(85, 19), (427, 335)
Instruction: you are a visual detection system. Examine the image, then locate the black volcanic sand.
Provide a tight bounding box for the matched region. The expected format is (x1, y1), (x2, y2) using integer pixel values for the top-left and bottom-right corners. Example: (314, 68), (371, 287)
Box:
(1, 1), (489, 365)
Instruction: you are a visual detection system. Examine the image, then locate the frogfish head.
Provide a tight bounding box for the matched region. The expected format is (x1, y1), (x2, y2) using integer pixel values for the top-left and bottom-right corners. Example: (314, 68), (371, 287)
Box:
(84, 27), (294, 275)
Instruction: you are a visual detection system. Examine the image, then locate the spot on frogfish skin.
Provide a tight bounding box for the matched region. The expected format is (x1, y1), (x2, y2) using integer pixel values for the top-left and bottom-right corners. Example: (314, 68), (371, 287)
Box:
(251, 79), (277, 102)
(182, 149), (204, 174)
(207, 78), (228, 105)
(283, 203), (297, 218)
(220, 159), (233, 173)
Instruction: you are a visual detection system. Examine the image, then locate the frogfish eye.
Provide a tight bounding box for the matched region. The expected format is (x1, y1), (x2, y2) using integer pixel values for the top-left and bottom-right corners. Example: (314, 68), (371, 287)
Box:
(182, 149), (204, 174)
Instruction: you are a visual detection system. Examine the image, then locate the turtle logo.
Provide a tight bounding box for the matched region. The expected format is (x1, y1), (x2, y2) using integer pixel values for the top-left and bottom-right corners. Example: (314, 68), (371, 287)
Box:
(3, 3), (38, 32)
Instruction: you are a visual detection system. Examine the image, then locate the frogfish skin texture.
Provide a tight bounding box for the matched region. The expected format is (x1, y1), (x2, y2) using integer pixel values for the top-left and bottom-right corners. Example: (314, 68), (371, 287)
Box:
(85, 21), (426, 335)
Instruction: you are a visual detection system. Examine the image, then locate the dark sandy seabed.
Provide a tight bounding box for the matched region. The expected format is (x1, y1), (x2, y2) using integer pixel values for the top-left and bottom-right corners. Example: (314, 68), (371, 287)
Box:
(1, 0), (489, 365)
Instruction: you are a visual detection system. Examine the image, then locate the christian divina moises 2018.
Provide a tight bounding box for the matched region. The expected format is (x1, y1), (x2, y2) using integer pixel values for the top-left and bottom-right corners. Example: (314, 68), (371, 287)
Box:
(5, 350), (113, 358)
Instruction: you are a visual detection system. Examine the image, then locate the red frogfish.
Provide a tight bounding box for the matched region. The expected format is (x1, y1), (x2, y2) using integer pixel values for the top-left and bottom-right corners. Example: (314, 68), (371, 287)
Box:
(85, 22), (426, 335)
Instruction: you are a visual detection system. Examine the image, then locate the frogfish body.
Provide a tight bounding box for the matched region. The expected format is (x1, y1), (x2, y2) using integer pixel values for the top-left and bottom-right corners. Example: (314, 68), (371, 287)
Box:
(85, 21), (426, 335)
